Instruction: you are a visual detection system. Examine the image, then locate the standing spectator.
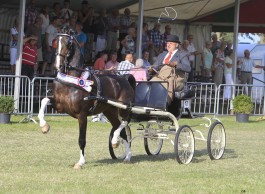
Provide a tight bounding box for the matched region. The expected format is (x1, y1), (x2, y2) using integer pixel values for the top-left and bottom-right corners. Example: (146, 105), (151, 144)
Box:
(39, 5), (50, 52)
(75, 21), (87, 56)
(224, 41), (233, 57)
(50, 2), (61, 21)
(21, 36), (38, 80)
(120, 27), (136, 60)
(237, 49), (265, 95)
(78, 0), (94, 34)
(201, 41), (213, 82)
(161, 25), (171, 51)
(118, 8), (131, 58)
(105, 52), (119, 70)
(213, 41), (226, 86)
(149, 23), (162, 64)
(211, 33), (221, 55)
(187, 34), (199, 82)
(117, 54), (134, 75)
(68, 16), (77, 30)
(9, 18), (19, 74)
(25, 0), (38, 30)
(94, 9), (108, 55)
(141, 23), (150, 52)
(42, 16), (61, 75)
(224, 50), (233, 100)
(106, 9), (120, 52)
(26, 17), (43, 75)
(60, 0), (73, 24)
(93, 52), (108, 71)
(129, 59), (147, 81)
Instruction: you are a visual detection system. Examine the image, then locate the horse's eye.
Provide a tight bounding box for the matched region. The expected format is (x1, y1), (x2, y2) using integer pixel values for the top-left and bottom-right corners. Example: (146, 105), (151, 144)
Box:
(52, 39), (58, 49)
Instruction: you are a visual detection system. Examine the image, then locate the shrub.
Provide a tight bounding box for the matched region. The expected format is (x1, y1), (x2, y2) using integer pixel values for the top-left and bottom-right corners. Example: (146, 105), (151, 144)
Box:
(232, 94), (253, 114)
(0, 96), (15, 114)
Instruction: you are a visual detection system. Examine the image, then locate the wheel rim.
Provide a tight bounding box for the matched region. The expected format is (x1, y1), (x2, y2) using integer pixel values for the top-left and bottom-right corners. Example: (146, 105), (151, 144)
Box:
(177, 126), (194, 164)
(209, 123), (226, 159)
(144, 121), (163, 155)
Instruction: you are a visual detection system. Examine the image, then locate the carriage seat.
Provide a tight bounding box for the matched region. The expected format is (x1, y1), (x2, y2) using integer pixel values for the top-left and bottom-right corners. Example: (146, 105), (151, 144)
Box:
(134, 81), (168, 110)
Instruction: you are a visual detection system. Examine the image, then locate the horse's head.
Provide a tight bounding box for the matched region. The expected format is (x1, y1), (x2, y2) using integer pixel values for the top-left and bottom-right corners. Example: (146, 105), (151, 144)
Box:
(53, 27), (83, 73)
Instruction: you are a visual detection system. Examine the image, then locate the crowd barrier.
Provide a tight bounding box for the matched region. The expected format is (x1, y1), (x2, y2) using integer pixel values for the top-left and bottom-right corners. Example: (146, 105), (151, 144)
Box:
(1, 75), (265, 119)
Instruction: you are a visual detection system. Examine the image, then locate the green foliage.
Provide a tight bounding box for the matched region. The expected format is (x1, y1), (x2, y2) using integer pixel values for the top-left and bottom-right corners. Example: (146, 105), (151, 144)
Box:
(232, 94), (253, 114)
(0, 96), (15, 113)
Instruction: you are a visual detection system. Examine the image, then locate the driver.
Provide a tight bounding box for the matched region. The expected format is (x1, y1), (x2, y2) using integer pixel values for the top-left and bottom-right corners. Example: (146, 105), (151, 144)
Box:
(150, 35), (191, 103)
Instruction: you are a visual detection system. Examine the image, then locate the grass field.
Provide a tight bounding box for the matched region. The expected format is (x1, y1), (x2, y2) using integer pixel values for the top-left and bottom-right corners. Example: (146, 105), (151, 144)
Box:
(0, 115), (265, 194)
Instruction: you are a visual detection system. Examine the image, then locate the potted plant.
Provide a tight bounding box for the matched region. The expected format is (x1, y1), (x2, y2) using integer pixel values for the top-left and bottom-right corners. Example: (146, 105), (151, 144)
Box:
(0, 96), (15, 124)
(232, 94), (253, 122)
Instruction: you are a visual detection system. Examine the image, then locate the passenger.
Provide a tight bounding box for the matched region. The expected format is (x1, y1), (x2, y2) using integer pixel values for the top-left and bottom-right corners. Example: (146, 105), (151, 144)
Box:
(149, 35), (190, 103)
(129, 59), (147, 82)
(117, 53), (134, 75)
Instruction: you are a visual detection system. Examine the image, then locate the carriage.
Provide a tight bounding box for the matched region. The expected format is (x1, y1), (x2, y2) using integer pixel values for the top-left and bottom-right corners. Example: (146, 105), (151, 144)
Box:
(104, 80), (226, 164)
(38, 28), (226, 168)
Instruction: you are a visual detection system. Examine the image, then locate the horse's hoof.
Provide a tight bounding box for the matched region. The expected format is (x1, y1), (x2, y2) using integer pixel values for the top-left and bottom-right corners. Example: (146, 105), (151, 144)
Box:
(123, 159), (131, 163)
(41, 123), (50, 134)
(112, 143), (119, 148)
(74, 163), (82, 169)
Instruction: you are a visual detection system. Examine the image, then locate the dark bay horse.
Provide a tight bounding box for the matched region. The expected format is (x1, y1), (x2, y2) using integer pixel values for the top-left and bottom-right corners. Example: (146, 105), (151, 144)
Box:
(38, 28), (135, 169)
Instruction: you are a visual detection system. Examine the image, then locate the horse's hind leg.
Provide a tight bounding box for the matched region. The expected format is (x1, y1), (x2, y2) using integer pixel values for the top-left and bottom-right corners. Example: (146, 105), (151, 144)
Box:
(74, 115), (87, 169)
(38, 97), (51, 133)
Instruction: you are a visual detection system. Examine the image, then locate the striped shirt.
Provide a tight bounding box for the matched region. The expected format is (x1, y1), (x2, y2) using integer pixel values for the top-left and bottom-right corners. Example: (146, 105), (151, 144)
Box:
(117, 60), (134, 75)
(239, 58), (255, 72)
(22, 42), (37, 66)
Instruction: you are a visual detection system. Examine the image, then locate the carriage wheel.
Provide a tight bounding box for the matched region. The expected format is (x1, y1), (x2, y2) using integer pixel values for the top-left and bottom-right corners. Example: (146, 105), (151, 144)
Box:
(109, 126), (131, 160)
(207, 121), (226, 160)
(174, 125), (195, 164)
(144, 121), (163, 155)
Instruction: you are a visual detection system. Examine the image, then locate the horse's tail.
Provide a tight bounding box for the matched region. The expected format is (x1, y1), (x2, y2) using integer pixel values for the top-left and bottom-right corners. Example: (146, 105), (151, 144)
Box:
(123, 74), (136, 91)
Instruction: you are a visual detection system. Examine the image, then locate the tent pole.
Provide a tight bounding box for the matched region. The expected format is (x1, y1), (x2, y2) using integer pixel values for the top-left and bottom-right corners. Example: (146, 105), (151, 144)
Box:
(136, 0), (144, 59)
(231, 0), (240, 112)
(14, 0), (26, 112)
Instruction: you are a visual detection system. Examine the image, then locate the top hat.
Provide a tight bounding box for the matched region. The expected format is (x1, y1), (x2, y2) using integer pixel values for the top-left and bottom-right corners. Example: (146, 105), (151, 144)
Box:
(166, 35), (181, 43)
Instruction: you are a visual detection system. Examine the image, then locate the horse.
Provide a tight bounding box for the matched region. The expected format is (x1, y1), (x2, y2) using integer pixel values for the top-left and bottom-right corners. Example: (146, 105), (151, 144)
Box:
(38, 28), (135, 169)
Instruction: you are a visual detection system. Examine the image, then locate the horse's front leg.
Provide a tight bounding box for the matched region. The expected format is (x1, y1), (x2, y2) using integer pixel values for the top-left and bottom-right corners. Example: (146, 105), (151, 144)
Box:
(111, 120), (128, 147)
(38, 97), (51, 133)
(74, 115), (87, 169)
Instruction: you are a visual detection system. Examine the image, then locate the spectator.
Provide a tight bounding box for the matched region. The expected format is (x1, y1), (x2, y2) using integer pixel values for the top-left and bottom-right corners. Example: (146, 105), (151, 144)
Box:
(39, 5), (50, 52)
(105, 52), (119, 70)
(26, 17), (43, 75)
(161, 25), (171, 51)
(94, 9), (108, 55)
(78, 0), (94, 33)
(42, 16), (61, 75)
(25, 0), (38, 30)
(93, 52), (108, 71)
(21, 36), (38, 80)
(187, 34), (199, 82)
(237, 49), (265, 95)
(9, 18), (19, 74)
(129, 59), (147, 82)
(50, 2), (61, 21)
(75, 21), (87, 56)
(149, 22), (162, 64)
(224, 50), (233, 100)
(142, 23), (150, 52)
(67, 16), (77, 30)
(213, 41), (226, 86)
(120, 27), (136, 60)
(224, 41), (233, 57)
(117, 53), (134, 75)
(201, 41), (213, 82)
(142, 50), (152, 80)
(211, 33), (221, 55)
(60, 0), (73, 24)
(106, 9), (120, 52)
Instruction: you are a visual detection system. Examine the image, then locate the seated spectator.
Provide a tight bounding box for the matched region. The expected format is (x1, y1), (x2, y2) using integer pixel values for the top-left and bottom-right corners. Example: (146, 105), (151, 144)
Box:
(117, 53), (134, 75)
(21, 36), (38, 80)
(142, 50), (151, 79)
(120, 27), (136, 60)
(129, 59), (147, 82)
(93, 52), (108, 71)
(105, 52), (119, 70)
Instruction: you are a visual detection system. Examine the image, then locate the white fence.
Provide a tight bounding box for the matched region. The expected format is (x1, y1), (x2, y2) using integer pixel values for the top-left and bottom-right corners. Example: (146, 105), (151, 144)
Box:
(1, 75), (265, 118)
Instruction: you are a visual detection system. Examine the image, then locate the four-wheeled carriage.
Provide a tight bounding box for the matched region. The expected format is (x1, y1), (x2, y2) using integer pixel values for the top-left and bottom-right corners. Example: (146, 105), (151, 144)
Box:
(108, 81), (226, 164)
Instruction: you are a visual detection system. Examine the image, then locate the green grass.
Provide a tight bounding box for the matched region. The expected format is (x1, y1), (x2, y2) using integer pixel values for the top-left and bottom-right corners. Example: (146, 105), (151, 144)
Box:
(0, 115), (265, 193)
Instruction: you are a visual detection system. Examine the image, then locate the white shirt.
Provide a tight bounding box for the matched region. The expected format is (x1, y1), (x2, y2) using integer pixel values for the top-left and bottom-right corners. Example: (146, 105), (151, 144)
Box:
(163, 49), (178, 64)
(187, 43), (196, 62)
(39, 13), (50, 35)
(239, 58), (255, 72)
(46, 24), (58, 47)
